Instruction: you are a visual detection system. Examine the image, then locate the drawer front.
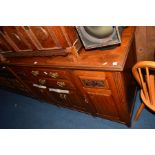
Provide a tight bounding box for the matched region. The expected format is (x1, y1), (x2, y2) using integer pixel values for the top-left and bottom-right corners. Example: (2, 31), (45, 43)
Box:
(34, 78), (75, 90)
(11, 66), (68, 80)
(30, 68), (68, 79)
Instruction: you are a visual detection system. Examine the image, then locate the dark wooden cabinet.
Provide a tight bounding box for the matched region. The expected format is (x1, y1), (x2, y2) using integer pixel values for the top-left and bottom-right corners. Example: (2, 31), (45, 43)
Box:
(48, 90), (85, 110)
(1, 26), (33, 52)
(0, 26), (137, 127)
(0, 26), (81, 57)
(73, 71), (121, 120)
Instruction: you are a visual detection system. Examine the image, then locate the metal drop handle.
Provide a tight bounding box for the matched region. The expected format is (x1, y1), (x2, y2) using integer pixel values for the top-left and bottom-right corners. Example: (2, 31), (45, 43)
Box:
(31, 70), (39, 76)
(57, 81), (65, 87)
(49, 72), (59, 78)
(38, 79), (46, 85)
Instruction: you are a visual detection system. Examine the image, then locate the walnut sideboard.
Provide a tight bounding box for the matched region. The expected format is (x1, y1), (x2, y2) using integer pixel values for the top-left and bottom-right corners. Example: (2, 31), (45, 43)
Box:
(0, 26), (137, 127)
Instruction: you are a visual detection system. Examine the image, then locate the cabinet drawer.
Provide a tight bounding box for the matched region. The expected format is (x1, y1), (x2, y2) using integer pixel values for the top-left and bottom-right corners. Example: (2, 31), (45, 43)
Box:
(24, 77), (75, 90)
(11, 66), (68, 80)
(35, 78), (75, 90)
(30, 68), (68, 80)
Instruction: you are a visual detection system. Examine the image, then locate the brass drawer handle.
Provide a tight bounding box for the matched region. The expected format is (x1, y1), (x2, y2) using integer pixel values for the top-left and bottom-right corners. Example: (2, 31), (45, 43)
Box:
(31, 70), (39, 76)
(33, 83), (46, 89)
(57, 81), (65, 87)
(49, 88), (69, 94)
(59, 94), (67, 100)
(38, 79), (46, 85)
(49, 72), (59, 78)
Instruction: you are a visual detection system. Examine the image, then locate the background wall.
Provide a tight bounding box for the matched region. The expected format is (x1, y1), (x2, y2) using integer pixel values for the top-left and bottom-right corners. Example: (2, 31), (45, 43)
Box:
(135, 26), (155, 61)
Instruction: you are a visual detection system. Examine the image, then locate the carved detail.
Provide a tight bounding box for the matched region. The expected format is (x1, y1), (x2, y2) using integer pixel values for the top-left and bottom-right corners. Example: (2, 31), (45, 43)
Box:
(31, 70), (39, 76)
(82, 79), (105, 88)
(48, 72), (59, 78)
(38, 79), (46, 85)
(57, 81), (65, 87)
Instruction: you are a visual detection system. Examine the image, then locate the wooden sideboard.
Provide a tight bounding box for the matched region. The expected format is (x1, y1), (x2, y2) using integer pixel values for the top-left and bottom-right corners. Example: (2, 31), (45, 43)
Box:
(0, 26), (137, 127)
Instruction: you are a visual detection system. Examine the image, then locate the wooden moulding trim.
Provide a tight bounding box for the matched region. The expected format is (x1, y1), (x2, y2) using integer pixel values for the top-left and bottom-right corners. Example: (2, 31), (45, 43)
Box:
(120, 27), (136, 70)
(1, 62), (124, 71)
(2, 49), (69, 57)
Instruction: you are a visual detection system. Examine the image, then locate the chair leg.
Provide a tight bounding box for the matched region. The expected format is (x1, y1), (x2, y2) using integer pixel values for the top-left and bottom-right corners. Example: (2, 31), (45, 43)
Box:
(134, 102), (145, 122)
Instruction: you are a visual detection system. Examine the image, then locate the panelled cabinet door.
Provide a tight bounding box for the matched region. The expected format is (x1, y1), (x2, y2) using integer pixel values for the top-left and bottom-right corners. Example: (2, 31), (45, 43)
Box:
(66, 90), (86, 110)
(31, 85), (51, 102)
(48, 91), (71, 108)
(48, 89), (86, 110)
(85, 89), (119, 119)
(1, 27), (33, 52)
(23, 26), (62, 50)
(73, 70), (120, 119)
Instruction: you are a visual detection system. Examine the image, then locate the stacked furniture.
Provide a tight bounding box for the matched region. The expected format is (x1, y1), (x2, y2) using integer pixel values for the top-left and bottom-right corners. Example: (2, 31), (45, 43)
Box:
(0, 26), (137, 127)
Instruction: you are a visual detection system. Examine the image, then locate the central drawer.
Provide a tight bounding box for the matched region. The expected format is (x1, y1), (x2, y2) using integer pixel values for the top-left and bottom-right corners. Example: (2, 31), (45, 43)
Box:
(32, 78), (75, 90)
(10, 66), (69, 80)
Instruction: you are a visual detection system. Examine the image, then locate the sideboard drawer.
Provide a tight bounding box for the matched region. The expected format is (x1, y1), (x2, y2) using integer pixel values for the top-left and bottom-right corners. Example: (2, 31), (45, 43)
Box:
(33, 78), (75, 90)
(11, 66), (69, 80)
(30, 68), (68, 80)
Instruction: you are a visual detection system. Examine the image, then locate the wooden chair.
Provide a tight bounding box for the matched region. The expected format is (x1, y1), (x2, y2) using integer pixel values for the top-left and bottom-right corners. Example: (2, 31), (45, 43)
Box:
(132, 61), (155, 121)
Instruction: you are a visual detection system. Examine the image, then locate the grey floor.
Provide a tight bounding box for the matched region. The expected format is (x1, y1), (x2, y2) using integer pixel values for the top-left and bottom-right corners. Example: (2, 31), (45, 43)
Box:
(0, 88), (155, 128)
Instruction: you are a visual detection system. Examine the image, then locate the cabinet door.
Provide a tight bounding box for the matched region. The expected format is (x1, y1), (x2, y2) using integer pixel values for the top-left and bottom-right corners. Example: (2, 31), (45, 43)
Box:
(48, 89), (86, 110)
(28, 82), (52, 102)
(23, 26), (61, 50)
(73, 70), (120, 119)
(2, 26), (33, 52)
(85, 89), (119, 118)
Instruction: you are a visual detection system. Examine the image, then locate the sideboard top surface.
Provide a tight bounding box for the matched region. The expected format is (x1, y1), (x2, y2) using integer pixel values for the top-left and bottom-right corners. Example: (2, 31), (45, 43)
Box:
(1, 27), (135, 71)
